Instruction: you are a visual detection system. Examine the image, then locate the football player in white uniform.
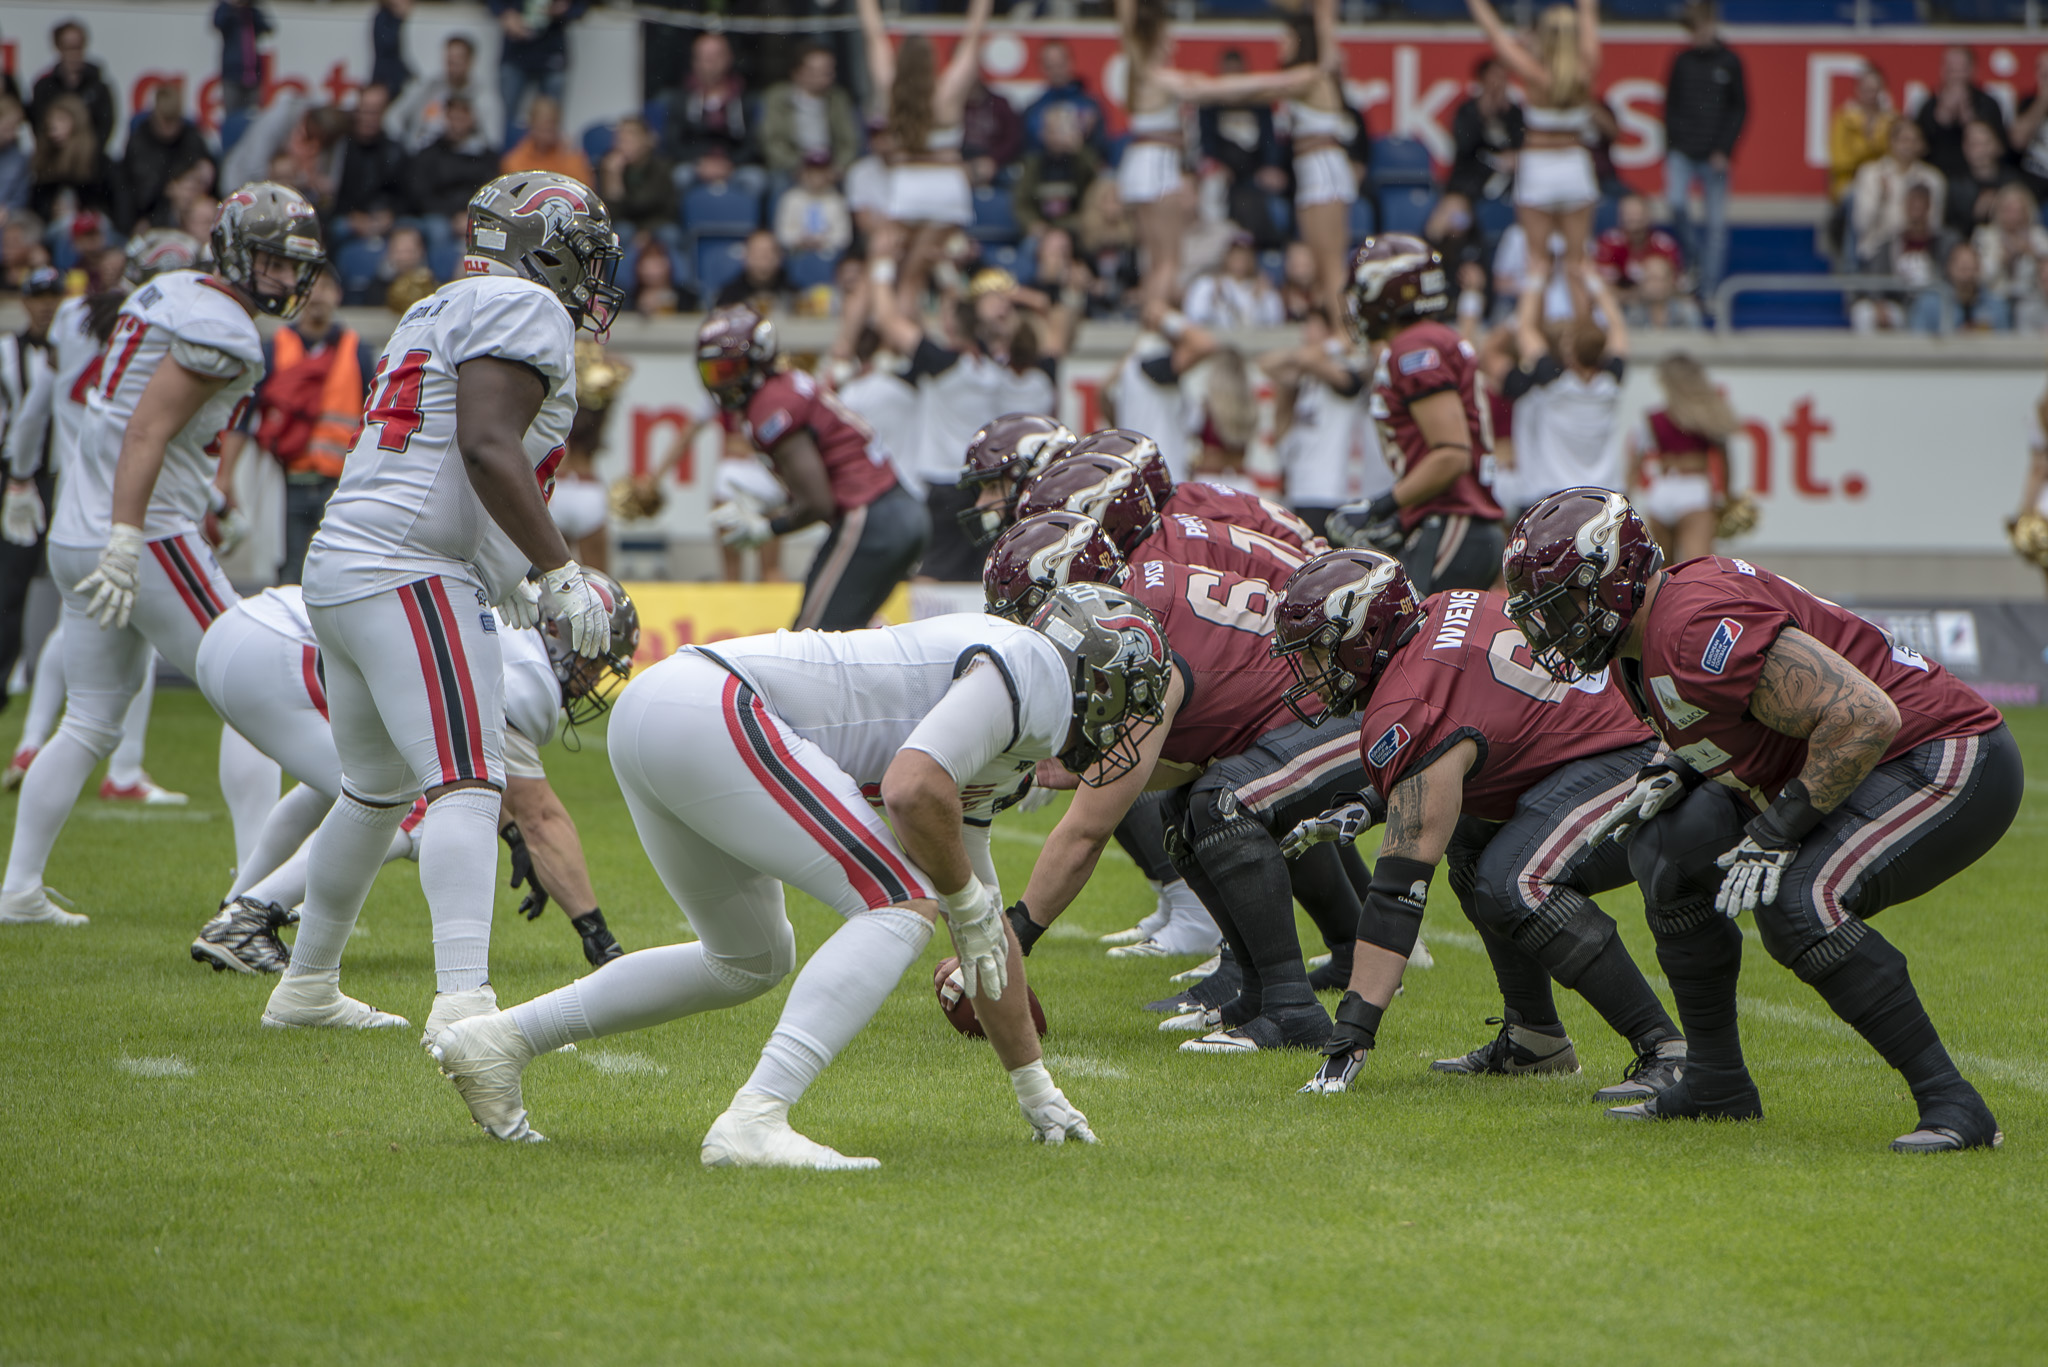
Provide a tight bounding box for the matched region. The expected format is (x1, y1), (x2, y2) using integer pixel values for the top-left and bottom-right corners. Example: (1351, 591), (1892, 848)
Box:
(188, 573), (638, 975)
(431, 585), (1172, 1162)
(0, 191), (323, 927)
(260, 172), (626, 1033)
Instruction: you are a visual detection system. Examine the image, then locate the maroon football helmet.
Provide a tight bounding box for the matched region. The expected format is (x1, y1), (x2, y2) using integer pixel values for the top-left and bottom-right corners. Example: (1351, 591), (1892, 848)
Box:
(1270, 550), (1425, 725)
(1344, 234), (1449, 344)
(983, 512), (1128, 622)
(1502, 487), (1664, 682)
(1067, 427), (1171, 507)
(956, 413), (1077, 547)
(1014, 453), (1161, 557)
(696, 304), (777, 410)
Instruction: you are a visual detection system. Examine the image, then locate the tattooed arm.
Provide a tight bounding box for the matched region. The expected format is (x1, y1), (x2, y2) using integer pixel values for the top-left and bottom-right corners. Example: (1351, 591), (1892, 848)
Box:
(1378, 739), (1478, 863)
(1748, 628), (1902, 811)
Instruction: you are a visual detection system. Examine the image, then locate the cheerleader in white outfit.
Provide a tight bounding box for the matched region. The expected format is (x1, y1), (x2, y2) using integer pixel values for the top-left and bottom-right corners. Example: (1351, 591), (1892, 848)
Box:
(1628, 352), (1739, 565)
(1277, 0), (1357, 320)
(858, 0), (991, 247)
(1469, 0), (1603, 320)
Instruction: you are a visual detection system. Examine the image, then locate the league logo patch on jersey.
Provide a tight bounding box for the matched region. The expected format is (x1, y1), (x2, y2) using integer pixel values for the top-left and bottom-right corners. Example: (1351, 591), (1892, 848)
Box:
(1700, 618), (1743, 675)
(1367, 722), (1411, 769)
(754, 409), (793, 445)
(1397, 347), (1439, 376)
(1731, 558), (1758, 576)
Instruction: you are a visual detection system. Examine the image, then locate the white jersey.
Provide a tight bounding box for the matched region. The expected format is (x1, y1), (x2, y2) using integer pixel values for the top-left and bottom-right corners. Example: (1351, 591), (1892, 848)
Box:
(498, 618), (562, 747)
(1278, 339), (1373, 507)
(1511, 364), (1625, 504)
(0, 331), (57, 481)
(5, 296), (113, 483)
(52, 272), (263, 549)
(695, 614), (1070, 819)
(238, 584), (317, 646)
(1111, 340), (1193, 484)
(905, 342), (1057, 485)
(301, 274), (576, 608)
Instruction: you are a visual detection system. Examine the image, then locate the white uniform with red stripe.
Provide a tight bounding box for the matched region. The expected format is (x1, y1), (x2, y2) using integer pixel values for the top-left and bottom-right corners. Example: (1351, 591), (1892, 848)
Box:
(606, 616), (1070, 942)
(299, 273), (575, 799)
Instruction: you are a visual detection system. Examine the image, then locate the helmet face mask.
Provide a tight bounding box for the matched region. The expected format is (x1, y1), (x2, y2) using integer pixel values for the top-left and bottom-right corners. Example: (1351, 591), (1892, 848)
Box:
(540, 570), (640, 726)
(1027, 583), (1171, 787)
(1502, 488), (1663, 683)
(696, 305), (778, 410)
(212, 183), (325, 320)
(465, 173), (625, 335)
(983, 512), (1128, 622)
(1270, 550), (1422, 726)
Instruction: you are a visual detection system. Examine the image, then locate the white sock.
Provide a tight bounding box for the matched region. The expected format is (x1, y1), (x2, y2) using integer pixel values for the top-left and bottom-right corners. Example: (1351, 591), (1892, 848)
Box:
(1, 731), (100, 895)
(245, 822), (411, 910)
(283, 793), (407, 978)
(418, 787), (503, 994)
(16, 624), (65, 753)
(228, 784), (334, 901)
(744, 906), (931, 1106)
(218, 725), (283, 869)
(105, 661), (156, 788)
(510, 941), (776, 1054)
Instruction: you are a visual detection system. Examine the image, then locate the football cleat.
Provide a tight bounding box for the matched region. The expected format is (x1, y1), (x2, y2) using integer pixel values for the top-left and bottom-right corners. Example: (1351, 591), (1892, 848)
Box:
(1605, 1066), (1762, 1122)
(0, 885), (88, 927)
(1431, 1015), (1581, 1076)
(1409, 937), (1434, 970)
(2, 747), (34, 791)
(1593, 1037), (1689, 1103)
(1160, 1007), (1220, 1033)
(1100, 893), (1173, 946)
(430, 1011), (544, 1142)
(421, 984), (499, 1049)
(1307, 952), (1353, 994)
(701, 1090), (880, 1171)
(1180, 1006), (1331, 1055)
(261, 972), (409, 1029)
(98, 774), (188, 805)
(190, 896), (293, 974)
(1299, 1049), (1366, 1095)
(1170, 953), (1222, 984)
(1891, 1126), (2004, 1154)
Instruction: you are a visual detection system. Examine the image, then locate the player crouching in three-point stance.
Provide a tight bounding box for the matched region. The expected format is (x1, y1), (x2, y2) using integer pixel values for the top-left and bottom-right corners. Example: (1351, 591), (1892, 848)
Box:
(0, 187), (324, 927)
(1504, 489), (2020, 1151)
(1274, 550), (1686, 1097)
(430, 585), (1169, 1161)
(260, 171), (625, 1033)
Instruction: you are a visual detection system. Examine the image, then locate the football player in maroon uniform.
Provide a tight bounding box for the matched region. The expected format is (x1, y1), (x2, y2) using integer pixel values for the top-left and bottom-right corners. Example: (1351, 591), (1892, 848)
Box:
(1326, 235), (1505, 595)
(698, 305), (929, 630)
(954, 412), (1076, 549)
(1076, 426), (1330, 562)
(1505, 489), (2021, 1152)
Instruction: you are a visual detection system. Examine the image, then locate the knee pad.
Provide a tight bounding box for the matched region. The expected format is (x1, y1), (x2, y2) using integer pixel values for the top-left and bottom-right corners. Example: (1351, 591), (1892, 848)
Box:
(856, 902), (934, 955)
(1782, 916), (1870, 984)
(705, 918), (799, 1001)
(1508, 889), (1619, 989)
(1630, 787), (1744, 921)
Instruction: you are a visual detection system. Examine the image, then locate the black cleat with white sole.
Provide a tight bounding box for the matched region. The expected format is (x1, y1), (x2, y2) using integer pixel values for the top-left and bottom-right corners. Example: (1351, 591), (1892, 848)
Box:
(1181, 1003), (1332, 1055)
(1592, 1036), (1689, 1103)
(1431, 1013), (1580, 1076)
(1891, 1091), (2002, 1153)
(190, 897), (294, 975)
(1605, 1065), (1762, 1122)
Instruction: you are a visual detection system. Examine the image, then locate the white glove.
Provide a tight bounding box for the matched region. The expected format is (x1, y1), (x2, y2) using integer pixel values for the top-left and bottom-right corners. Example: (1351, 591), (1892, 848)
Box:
(539, 560), (610, 658)
(1586, 762), (1690, 845)
(214, 505), (251, 557)
(497, 578), (542, 630)
(941, 877), (1008, 1001)
(76, 523), (146, 629)
(1714, 836), (1796, 918)
(3, 480), (46, 547)
(710, 498), (773, 550)
(1280, 801), (1374, 860)
(1011, 1060), (1097, 1145)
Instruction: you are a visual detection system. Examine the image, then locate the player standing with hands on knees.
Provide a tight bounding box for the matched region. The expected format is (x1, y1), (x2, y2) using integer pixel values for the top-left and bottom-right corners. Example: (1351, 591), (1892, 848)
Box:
(260, 172), (627, 1034)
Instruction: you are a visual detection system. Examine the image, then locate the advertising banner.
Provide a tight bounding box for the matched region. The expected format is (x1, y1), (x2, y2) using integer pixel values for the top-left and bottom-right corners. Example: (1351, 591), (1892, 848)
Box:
(1855, 601), (2048, 707)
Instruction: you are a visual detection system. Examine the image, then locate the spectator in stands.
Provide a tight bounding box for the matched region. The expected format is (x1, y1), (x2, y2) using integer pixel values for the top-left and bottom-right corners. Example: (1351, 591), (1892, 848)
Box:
(410, 94), (496, 256)
(1279, 239), (1319, 322)
(1013, 103), (1099, 238)
(2013, 52), (2048, 203)
(1973, 183), (2048, 305)
(1075, 177), (1138, 318)
(630, 244), (683, 317)
(501, 95), (592, 183)
(1851, 181), (1948, 334)
(0, 97), (32, 214)
(1425, 191), (1479, 268)
(1931, 239), (2009, 333)
(1622, 256), (1703, 329)
(1918, 46), (2006, 185)
(221, 95), (347, 204)
(371, 0), (413, 101)
(1595, 192), (1683, 300)
(29, 95), (114, 225)
(1262, 305), (1369, 538)
(1023, 39), (1107, 158)
(155, 161), (218, 236)
(2014, 254), (2048, 333)
(661, 32), (755, 191)
(334, 85), (409, 246)
(1943, 120), (2014, 235)
(1446, 55), (1524, 207)
(599, 114), (678, 246)
(118, 83), (215, 234)
(214, 2), (273, 117)
(179, 190), (220, 247)
(366, 222), (429, 306)
(715, 229), (794, 313)
(0, 215), (51, 292)
(1830, 63), (1895, 205)
(1184, 231), (1283, 329)
(1192, 346), (1259, 491)
(487, 0), (589, 130)
(763, 45), (860, 178)
(774, 150), (853, 259)
(1661, 1), (1746, 301)
(30, 22), (115, 152)
(1627, 352), (1739, 565)
(1018, 226), (1089, 304)
(1851, 119), (1944, 272)
(392, 34), (498, 152)
(1197, 49), (1289, 249)
(962, 74), (1024, 192)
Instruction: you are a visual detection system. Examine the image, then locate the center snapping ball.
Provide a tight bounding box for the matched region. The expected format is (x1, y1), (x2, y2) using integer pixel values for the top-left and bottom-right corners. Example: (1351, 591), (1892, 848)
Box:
(934, 957), (1048, 1039)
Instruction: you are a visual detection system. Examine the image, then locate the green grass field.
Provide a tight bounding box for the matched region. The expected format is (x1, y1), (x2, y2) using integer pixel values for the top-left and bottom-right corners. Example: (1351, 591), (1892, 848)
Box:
(2, 689), (2045, 1366)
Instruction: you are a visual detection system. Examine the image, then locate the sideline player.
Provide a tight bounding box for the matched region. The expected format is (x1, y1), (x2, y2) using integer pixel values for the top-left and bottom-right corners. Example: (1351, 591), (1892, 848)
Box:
(0, 189), (323, 927)
(1271, 550), (1686, 1097)
(259, 171), (623, 1031)
(429, 586), (1167, 1160)
(698, 304), (929, 630)
(1505, 489), (2021, 1152)
(1326, 235), (1505, 594)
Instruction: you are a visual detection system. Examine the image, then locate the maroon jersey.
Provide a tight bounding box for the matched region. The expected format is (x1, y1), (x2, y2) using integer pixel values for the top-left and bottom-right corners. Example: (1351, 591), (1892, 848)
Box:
(1127, 556), (1304, 769)
(1358, 590), (1650, 821)
(1164, 481), (1328, 556)
(1372, 319), (1503, 530)
(744, 369), (897, 514)
(1623, 557), (2003, 810)
(1134, 505), (1311, 584)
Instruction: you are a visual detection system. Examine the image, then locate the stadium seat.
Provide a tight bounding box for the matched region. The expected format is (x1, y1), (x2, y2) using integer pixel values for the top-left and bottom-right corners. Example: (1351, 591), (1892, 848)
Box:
(1348, 195), (1378, 241)
(1369, 136), (1435, 188)
(787, 250), (841, 290)
(982, 242), (1020, 272)
(1396, 0), (1473, 16)
(1594, 196), (1623, 237)
(334, 237), (385, 305)
(695, 235), (749, 301)
(970, 186), (1020, 243)
(1720, 0), (1919, 19)
(1726, 225), (1831, 277)
(684, 182), (762, 235)
(582, 122), (614, 166)
(1378, 186), (1435, 237)
(426, 239), (460, 283)
(1265, 193), (1294, 239)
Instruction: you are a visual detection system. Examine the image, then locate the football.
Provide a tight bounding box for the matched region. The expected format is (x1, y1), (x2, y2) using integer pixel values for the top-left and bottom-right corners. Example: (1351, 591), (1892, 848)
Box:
(933, 957), (1048, 1038)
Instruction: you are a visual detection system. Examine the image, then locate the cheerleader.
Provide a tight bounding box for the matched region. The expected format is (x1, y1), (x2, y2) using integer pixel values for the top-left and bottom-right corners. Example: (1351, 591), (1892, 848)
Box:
(858, 0), (991, 251)
(1628, 352), (1741, 565)
(1275, 0), (1356, 320)
(1468, 0), (1602, 320)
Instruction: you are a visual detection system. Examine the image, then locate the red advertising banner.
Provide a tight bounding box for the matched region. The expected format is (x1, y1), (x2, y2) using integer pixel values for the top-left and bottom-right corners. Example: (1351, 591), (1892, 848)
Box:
(922, 22), (2048, 199)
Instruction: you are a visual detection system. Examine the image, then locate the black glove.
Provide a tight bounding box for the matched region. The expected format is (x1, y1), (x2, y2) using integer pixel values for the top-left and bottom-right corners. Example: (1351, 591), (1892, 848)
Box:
(501, 821), (550, 921)
(1326, 493), (1405, 554)
(1007, 901), (1045, 957)
(572, 908), (624, 967)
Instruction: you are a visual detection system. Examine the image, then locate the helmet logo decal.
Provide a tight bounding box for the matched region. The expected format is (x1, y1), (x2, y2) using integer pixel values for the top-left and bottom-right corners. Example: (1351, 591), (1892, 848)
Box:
(1574, 492), (1631, 566)
(1333, 558), (1406, 642)
(1026, 518), (1101, 586)
(513, 186), (588, 240)
(1099, 612), (1164, 665)
(1352, 252), (1431, 302)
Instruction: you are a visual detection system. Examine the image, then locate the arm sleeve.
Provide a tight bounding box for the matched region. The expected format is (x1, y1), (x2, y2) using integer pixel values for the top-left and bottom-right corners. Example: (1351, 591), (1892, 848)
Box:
(168, 336), (248, 380)
(901, 659), (1022, 785)
(904, 337), (961, 383)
